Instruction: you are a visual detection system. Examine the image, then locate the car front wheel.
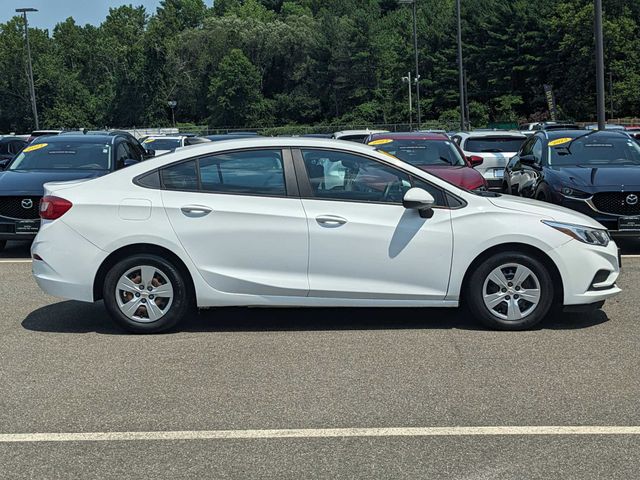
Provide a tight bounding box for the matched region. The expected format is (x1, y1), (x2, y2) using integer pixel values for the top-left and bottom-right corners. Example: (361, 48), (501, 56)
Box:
(466, 252), (554, 330)
(103, 254), (193, 333)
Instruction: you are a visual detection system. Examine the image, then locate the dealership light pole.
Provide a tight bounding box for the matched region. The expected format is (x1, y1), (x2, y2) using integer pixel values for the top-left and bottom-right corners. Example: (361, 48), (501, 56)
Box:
(168, 100), (177, 127)
(399, 0), (421, 129)
(594, 0), (606, 130)
(456, 0), (465, 131)
(402, 73), (413, 130)
(16, 7), (39, 130)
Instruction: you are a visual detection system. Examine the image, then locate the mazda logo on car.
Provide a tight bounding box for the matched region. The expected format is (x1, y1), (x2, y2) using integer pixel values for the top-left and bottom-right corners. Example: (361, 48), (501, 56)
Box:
(626, 194), (639, 206)
(21, 199), (33, 209)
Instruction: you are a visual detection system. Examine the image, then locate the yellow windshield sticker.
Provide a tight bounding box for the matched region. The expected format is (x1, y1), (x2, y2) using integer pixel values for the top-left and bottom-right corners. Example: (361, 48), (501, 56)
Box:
(143, 138), (155, 143)
(368, 138), (394, 146)
(23, 143), (48, 153)
(549, 137), (572, 147)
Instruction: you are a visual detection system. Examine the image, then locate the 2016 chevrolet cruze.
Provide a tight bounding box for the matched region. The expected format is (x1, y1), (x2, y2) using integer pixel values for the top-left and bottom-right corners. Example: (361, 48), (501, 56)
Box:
(32, 138), (621, 333)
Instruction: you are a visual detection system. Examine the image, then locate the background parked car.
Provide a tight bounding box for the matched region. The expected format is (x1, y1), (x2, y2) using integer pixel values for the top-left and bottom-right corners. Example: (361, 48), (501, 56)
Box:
(503, 129), (640, 235)
(452, 131), (526, 190)
(142, 135), (211, 155)
(333, 129), (389, 143)
(365, 132), (487, 191)
(26, 129), (62, 143)
(0, 136), (27, 168)
(0, 133), (145, 251)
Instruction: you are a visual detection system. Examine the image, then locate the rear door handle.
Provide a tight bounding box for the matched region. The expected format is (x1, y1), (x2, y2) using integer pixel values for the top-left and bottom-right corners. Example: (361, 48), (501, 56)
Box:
(316, 215), (347, 227)
(181, 205), (212, 218)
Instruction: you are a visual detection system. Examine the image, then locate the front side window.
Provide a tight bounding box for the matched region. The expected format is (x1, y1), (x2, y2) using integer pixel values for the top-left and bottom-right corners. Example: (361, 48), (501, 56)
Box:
(532, 139), (543, 163)
(161, 160), (198, 190)
(301, 149), (413, 204)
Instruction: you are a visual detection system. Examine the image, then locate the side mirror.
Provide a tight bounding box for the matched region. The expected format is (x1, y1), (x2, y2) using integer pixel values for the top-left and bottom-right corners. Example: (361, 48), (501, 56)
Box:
(0, 159), (9, 170)
(122, 158), (139, 168)
(520, 154), (540, 168)
(403, 187), (435, 218)
(144, 148), (155, 158)
(467, 155), (484, 167)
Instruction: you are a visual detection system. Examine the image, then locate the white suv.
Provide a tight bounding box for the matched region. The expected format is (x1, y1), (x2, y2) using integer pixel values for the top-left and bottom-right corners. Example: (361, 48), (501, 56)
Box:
(452, 131), (527, 190)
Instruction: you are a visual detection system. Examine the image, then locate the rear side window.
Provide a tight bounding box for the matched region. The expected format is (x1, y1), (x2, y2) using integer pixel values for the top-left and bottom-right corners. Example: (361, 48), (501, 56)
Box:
(464, 137), (525, 153)
(199, 150), (285, 195)
(160, 149), (286, 196)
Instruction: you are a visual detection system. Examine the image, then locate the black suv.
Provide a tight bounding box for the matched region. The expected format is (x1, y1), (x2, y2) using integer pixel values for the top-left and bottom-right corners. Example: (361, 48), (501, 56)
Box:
(0, 133), (148, 250)
(503, 130), (640, 235)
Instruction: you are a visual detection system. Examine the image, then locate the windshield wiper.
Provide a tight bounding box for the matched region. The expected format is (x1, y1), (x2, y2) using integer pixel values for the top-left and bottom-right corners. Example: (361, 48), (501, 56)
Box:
(553, 131), (597, 155)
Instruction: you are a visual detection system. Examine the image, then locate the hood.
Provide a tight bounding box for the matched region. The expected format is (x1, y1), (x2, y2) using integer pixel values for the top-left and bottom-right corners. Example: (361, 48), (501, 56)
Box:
(550, 165), (640, 189)
(0, 169), (104, 196)
(418, 165), (486, 190)
(488, 194), (604, 229)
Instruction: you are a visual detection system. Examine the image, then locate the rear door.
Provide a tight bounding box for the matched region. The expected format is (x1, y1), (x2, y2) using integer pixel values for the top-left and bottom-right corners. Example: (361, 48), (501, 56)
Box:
(160, 148), (309, 297)
(294, 148), (453, 301)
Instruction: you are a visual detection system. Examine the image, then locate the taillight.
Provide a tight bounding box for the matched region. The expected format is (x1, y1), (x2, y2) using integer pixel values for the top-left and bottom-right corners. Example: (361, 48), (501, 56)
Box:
(40, 196), (73, 220)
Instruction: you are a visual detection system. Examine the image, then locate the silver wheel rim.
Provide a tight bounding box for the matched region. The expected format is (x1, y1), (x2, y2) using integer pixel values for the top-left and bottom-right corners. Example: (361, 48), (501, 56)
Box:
(115, 265), (174, 323)
(482, 263), (541, 321)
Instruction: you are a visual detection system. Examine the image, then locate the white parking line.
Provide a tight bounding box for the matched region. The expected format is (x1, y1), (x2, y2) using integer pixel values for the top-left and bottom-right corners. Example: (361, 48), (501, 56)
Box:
(0, 259), (32, 263)
(2, 426), (640, 443)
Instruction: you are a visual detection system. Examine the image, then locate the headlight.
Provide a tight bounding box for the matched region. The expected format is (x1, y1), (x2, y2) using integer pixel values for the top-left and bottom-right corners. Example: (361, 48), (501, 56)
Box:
(542, 220), (610, 247)
(560, 186), (591, 199)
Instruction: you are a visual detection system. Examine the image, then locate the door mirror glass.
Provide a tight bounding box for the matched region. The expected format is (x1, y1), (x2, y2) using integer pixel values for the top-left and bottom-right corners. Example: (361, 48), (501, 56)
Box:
(520, 154), (538, 165)
(403, 187), (435, 217)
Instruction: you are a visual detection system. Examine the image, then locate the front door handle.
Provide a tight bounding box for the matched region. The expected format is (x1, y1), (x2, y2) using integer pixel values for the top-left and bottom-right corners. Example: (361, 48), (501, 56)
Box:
(181, 205), (212, 218)
(316, 215), (347, 227)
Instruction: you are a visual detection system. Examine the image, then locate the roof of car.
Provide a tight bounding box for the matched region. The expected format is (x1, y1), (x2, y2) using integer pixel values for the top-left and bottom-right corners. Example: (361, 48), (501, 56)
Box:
(35, 134), (116, 143)
(455, 130), (526, 138)
(333, 129), (389, 137)
(367, 132), (449, 141)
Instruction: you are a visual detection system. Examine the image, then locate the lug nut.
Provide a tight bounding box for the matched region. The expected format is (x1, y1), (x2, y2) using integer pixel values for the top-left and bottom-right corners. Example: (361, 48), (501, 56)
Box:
(501, 288), (507, 293)
(139, 285), (145, 290)
(149, 295), (154, 300)
(148, 286), (153, 291)
(508, 282), (513, 287)
(505, 295), (511, 300)
(515, 286), (520, 291)
(141, 298), (147, 304)
(514, 295), (520, 299)
(135, 293), (140, 298)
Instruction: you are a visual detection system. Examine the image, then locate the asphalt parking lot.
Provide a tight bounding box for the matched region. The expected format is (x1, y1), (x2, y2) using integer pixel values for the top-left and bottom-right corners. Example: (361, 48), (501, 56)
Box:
(1, 240), (640, 479)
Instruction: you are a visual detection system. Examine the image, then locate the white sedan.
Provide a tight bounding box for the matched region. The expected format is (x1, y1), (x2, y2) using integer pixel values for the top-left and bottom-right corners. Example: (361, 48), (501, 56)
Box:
(32, 138), (621, 333)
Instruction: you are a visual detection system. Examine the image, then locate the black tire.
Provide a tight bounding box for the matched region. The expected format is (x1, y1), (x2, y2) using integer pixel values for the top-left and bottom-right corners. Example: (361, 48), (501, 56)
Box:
(0, 240), (6, 252)
(536, 184), (551, 202)
(465, 251), (554, 330)
(103, 254), (193, 333)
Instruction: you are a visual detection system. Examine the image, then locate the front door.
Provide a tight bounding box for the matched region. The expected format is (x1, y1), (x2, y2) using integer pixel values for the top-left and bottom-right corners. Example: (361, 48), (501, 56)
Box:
(295, 148), (453, 300)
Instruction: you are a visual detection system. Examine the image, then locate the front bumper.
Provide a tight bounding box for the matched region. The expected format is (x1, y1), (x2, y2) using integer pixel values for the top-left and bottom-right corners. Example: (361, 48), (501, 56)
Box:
(547, 238), (621, 307)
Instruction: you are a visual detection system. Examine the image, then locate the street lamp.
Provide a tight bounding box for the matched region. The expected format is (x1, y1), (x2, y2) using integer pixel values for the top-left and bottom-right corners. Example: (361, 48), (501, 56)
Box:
(167, 100), (177, 127)
(402, 73), (412, 130)
(398, 0), (421, 128)
(594, 0), (606, 130)
(456, 0), (465, 131)
(15, 7), (39, 130)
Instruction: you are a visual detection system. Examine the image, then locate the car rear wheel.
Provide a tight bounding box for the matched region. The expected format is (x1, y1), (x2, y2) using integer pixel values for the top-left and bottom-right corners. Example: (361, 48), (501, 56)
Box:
(103, 254), (193, 333)
(466, 252), (554, 330)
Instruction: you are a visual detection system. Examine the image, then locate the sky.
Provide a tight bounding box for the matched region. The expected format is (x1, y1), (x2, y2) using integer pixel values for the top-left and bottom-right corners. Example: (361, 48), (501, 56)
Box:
(1, 1), (171, 30)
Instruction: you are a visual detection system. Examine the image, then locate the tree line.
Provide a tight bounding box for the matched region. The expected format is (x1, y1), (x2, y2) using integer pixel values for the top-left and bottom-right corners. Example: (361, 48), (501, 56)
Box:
(1, 0), (640, 133)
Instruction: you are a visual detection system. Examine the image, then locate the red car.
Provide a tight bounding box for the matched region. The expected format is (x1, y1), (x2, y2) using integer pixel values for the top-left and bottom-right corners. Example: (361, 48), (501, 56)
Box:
(365, 132), (487, 190)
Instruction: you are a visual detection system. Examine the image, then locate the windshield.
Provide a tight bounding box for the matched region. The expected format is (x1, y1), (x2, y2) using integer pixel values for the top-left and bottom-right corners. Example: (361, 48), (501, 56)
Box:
(464, 137), (524, 153)
(9, 142), (112, 171)
(143, 138), (181, 150)
(549, 135), (640, 166)
(371, 139), (465, 167)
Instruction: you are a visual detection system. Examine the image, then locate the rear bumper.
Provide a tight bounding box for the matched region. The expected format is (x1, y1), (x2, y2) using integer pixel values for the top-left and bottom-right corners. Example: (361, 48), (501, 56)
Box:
(31, 220), (107, 303)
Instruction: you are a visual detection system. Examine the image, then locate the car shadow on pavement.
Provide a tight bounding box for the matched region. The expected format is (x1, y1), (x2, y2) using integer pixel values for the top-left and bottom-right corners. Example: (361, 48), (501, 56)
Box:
(21, 300), (610, 335)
